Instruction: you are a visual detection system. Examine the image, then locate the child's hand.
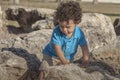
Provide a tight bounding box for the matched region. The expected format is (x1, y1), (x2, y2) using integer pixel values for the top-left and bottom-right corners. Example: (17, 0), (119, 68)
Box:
(80, 56), (89, 68)
(79, 62), (88, 68)
(62, 60), (70, 65)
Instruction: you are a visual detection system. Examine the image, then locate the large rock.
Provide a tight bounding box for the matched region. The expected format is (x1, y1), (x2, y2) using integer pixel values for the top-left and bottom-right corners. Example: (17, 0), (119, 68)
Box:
(0, 30), (119, 80)
(0, 11), (118, 80)
(5, 6), (55, 20)
(36, 37), (120, 80)
(0, 30), (52, 80)
(79, 13), (116, 51)
(0, 51), (27, 80)
(5, 8), (116, 51)
(40, 63), (120, 80)
(75, 13), (116, 59)
(91, 37), (120, 75)
(5, 7), (116, 49)
(5, 6), (55, 32)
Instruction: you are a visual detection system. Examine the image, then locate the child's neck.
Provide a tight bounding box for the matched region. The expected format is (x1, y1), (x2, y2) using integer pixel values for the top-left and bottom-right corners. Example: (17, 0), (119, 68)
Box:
(66, 32), (73, 38)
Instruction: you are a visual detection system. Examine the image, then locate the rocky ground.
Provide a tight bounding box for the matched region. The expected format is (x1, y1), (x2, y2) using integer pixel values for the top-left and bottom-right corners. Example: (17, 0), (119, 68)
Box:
(0, 6), (120, 80)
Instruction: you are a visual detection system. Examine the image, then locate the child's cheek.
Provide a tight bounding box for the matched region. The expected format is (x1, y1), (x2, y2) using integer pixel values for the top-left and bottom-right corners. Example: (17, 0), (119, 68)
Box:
(68, 29), (74, 33)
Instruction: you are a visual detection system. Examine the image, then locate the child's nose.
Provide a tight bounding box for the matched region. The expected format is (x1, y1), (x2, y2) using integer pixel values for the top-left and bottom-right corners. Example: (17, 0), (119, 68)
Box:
(63, 28), (67, 33)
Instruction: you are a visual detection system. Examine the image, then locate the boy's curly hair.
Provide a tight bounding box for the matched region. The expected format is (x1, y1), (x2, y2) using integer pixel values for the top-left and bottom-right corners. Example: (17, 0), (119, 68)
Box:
(54, 1), (82, 24)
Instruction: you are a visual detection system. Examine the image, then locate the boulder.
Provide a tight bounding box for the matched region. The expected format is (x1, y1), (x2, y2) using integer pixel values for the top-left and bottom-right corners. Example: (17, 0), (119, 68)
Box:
(5, 8), (46, 32)
(5, 9), (117, 51)
(40, 63), (120, 80)
(0, 30), (52, 80)
(79, 13), (116, 51)
(37, 37), (120, 80)
(0, 11), (118, 80)
(0, 30), (119, 80)
(5, 6), (55, 20)
(0, 51), (27, 80)
(91, 37), (120, 75)
(5, 6), (55, 32)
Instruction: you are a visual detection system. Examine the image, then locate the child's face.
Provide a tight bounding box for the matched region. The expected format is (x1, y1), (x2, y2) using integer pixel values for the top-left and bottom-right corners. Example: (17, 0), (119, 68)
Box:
(59, 19), (76, 36)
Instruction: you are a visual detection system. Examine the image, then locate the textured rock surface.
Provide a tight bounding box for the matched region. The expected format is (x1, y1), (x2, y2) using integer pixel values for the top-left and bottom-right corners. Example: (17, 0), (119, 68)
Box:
(5, 6), (55, 19)
(0, 51), (27, 80)
(91, 37), (120, 75)
(0, 30), (52, 80)
(79, 13), (116, 51)
(5, 6), (54, 32)
(0, 7), (119, 80)
(43, 63), (120, 80)
(0, 6), (2, 28)
(32, 19), (55, 30)
(5, 7), (116, 51)
(0, 30), (119, 80)
(40, 37), (120, 80)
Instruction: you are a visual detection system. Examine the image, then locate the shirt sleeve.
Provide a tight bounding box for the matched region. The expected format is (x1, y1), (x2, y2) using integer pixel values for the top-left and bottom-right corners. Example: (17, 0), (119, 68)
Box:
(51, 28), (62, 46)
(79, 30), (87, 46)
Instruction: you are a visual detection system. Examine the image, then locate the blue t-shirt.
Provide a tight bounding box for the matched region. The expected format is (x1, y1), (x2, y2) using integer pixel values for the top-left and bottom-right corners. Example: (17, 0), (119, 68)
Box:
(43, 25), (87, 60)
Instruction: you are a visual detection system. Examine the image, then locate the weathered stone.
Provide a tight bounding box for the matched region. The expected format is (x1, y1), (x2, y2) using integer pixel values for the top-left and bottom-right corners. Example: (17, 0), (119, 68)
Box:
(41, 37), (120, 80)
(0, 51), (27, 80)
(91, 38), (120, 75)
(32, 19), (54, 30)
(5, 6), (55, 20)
(5, 9), (116, 51)
(0, 6), (3, 28)
(42, 64), (120, 80)
(0, 10), (119, 80)
(5, 6), (55, 32)
(0, 29), (52, 80)
(5, 8), (46, 32)
(0, 29), (119, 80)
(79, 13), (116, 51)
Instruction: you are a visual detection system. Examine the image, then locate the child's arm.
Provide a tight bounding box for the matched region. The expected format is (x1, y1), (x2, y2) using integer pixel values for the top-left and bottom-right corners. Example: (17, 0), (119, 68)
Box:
(54, 44), (69, 65)
(81, 45), (89, 65)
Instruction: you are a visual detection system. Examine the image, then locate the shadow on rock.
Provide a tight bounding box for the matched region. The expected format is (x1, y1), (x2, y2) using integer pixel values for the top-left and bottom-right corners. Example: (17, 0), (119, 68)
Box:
(85, 61), (120, 79)
(2, 47), (41, 80)
(113, 18), (120, 36)
(73, 57), (120, 79)
(6, 25), (25, 34)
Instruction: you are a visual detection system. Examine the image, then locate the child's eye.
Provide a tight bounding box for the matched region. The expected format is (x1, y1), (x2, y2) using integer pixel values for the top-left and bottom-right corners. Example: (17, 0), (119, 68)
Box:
(66, 26), (71, 28)
(66, 26), (69, 28)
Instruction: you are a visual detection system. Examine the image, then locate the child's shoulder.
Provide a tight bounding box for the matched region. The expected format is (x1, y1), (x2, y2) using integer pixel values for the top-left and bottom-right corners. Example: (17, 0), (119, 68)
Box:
(54, 25), (59, 30)
(53, 25), (61, 34)
(74, 26), (85, 37)
(75, 26), (82, 32)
